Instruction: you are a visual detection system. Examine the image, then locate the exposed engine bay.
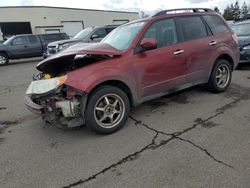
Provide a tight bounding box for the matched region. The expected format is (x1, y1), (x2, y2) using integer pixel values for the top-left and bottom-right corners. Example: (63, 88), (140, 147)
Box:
(36, 54), (115, 77)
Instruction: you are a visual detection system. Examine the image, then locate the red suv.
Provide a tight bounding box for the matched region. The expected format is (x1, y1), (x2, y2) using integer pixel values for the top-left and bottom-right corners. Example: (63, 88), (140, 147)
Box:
(25, 8), (240, 134)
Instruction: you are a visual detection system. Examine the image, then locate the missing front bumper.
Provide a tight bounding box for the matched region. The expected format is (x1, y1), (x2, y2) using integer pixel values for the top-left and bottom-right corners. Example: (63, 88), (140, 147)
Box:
(24, 92), (88, 128)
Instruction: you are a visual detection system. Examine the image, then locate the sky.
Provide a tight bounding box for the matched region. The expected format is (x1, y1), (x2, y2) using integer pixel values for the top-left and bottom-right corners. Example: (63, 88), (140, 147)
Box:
(0, 0), (249, 13)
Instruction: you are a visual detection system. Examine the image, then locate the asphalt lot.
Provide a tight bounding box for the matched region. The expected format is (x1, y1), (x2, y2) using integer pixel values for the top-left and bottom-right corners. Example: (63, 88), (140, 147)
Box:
(0, 59), (250, 188)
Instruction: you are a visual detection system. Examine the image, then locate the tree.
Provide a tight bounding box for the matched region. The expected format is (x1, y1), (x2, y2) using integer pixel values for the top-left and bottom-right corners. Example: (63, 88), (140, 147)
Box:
(241, 1), (248, 19)
(223, 5), (233, 20)
(214, 6), (221, 14)
(232, 1), (241, 20)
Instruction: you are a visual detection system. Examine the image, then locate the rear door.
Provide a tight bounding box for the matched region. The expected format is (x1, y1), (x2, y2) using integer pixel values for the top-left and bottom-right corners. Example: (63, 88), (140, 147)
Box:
(176, 16), (214, 83)
(133, 18), (187, 98)
(27, 35), (43, 57)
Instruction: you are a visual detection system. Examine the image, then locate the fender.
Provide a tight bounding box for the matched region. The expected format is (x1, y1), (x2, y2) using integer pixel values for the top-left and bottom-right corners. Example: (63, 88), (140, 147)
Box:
(65, 67), (139, 104)
(206, 44), (237, 81)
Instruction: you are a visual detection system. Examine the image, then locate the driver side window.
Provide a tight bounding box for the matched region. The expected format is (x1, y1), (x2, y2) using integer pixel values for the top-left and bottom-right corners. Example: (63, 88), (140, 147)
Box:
(142, 18), (178, 49)
(12, 36), (28, 45)
(92, 28), (107, 38)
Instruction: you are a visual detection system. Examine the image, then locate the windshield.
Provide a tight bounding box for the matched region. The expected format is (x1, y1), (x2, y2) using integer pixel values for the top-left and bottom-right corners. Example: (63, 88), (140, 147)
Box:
(231, 23), (250, 36)
(3, 36), (15, 44)
(73, 28), (94, 39)
(101, 22), (145, 51)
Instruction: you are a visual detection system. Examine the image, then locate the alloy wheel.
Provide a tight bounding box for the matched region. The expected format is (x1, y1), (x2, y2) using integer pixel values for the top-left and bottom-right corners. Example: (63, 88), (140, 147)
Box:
(94, 94), (125, 129)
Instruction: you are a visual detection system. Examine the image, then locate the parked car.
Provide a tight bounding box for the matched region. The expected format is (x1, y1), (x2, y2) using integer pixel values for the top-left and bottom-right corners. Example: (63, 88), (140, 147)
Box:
(44, 25), (118, 58)
(0, 33), (69, 65)
(25, 8), (239, 134)
(231, 20), (250, 63)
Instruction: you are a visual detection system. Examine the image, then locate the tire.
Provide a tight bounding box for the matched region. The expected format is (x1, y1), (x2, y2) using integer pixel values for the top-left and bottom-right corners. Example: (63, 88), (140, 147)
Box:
(0, 53), (9, 65)
(207, 59), (232, 93)
(84, 85), (130, 134)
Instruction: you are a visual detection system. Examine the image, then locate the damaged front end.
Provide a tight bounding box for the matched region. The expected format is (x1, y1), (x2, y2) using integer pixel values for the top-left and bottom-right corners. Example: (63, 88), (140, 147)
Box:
(25, 75), (87, 128)
(25, 43), (122, 128)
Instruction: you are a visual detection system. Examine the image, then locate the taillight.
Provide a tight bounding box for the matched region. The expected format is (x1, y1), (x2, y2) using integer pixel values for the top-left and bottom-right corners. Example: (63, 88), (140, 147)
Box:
(232, 33), (238, 45)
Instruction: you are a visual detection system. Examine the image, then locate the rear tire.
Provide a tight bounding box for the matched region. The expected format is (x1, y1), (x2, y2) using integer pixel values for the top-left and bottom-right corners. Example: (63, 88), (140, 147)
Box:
(84, 85), (130, 134)
(0, 53), (9, 65)
(207, 59), (232, 93)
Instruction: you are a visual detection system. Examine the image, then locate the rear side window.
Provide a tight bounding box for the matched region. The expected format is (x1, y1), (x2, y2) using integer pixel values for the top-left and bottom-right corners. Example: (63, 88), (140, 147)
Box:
(177, 16), (208, 41)
(28, 35), (38, 44)
(203, 15), (228, 34)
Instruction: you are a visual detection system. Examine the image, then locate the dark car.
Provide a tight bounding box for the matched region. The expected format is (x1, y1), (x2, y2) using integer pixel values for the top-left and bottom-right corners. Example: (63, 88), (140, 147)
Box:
(0, 33), (69, 65)
(44, 25), (118, 58)
(25, 8), (239, 134)
(231, 21), (250, 63)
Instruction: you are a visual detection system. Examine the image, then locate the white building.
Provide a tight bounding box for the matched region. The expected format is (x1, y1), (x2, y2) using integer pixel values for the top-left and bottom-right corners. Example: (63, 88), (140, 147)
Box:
(0, 6), (139, 40)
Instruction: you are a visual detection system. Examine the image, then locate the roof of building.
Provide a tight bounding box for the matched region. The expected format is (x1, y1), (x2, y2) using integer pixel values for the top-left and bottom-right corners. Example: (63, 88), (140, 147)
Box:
(0, 6), (138, 14)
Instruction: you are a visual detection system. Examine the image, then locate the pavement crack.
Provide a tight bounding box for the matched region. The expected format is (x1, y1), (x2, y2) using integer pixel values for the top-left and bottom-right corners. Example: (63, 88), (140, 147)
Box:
(175, 137), (233, 168)
(63, 132), (159, 188)
(64, 97), (240, 187)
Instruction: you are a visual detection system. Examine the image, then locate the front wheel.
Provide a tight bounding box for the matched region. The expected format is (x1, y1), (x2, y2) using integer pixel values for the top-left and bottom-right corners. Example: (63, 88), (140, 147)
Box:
(0, 53), (9, 65)
(84, 86), (130, 134)
(207, 59), (232, 93)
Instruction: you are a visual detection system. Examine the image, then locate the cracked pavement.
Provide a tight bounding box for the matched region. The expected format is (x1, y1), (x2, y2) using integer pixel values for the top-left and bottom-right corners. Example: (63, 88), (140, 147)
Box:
(0, 60), (250, 188)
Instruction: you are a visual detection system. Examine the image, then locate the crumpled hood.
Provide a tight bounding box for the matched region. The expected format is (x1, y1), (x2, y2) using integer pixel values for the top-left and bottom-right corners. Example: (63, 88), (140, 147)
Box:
(48, 38), (83, 46)
(238, 36), (250, 47)
(36, 42), (123, 73)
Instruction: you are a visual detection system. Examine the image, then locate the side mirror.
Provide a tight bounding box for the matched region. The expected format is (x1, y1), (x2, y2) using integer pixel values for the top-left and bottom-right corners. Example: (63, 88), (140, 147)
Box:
(91, 34), (98, 40)
(140, 38), (157, 50)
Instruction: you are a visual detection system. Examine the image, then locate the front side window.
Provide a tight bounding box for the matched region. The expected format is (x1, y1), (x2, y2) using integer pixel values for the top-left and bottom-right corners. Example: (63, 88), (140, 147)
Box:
(141, 18), (178, 48)
(12, 36), (28, 45)
(203, 15), (228, 34)
(92, 28), (107, 38)
(177, 16), (208, 41)
(102, 22), (145, 51)
(73, 28), (94, 39)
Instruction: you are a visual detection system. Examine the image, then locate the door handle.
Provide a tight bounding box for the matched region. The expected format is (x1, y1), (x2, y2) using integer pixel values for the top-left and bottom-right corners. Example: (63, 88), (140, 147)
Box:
(209, 41), (217, 46)
(174, 49), (184, 55)
(24, 45), (28, 48)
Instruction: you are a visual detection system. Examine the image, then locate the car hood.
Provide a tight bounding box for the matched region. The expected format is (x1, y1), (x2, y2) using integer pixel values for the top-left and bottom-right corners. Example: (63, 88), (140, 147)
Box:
(36, 42), (123, 74)
(48, 38), (83, 46)
(238, 36), (250, 47)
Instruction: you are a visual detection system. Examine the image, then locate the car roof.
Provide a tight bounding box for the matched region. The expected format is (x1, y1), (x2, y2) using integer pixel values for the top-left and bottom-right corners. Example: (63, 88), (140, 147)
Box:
(123, 8), (219, 26)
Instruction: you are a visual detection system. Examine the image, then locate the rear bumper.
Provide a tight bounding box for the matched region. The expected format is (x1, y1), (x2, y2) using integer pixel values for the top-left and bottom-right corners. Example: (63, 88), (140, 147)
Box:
(24, 96), (43, 114)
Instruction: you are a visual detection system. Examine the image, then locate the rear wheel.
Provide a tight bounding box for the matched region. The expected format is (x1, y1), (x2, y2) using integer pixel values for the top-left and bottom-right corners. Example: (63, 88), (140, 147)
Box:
(207, 59), (232, 93)
(84, 86), (130, 134)
(0, 53), (9, 65)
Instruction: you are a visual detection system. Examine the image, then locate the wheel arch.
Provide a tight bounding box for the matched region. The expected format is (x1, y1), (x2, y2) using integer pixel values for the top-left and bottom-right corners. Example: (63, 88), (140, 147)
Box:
(216, 54), (234, 70)
(0, 51), (9, 57)
(88, 80), (136, 107)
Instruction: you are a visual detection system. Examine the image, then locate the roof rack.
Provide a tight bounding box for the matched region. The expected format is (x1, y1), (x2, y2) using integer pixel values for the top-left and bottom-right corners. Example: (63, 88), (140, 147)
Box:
(153, 8), (214, 17)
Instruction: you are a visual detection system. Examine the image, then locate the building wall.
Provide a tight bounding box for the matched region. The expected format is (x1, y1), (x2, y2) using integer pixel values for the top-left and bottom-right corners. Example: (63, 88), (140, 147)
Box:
(0, 6), (138, 36)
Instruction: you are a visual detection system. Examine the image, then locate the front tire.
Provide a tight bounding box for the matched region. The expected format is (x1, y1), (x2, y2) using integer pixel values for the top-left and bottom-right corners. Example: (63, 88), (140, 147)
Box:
(84, 86), (130, 134)
(207, 59), (232, 93)
(0, 53), (9, 65)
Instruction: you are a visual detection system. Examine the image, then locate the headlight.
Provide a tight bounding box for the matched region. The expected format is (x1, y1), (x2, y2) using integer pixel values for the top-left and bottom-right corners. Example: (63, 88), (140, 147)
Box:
(26, 75), (68, 95)
(58, 44), (69, 51)
(243, 45), (250, 50)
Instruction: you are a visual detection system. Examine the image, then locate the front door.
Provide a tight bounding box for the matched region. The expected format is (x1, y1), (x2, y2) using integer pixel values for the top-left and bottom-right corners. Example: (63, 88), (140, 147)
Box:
(133, 18), (187, 98)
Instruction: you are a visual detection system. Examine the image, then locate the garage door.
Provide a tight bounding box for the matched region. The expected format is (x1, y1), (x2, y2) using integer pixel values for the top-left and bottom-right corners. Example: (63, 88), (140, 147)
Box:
(61, 21), (84, 38)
